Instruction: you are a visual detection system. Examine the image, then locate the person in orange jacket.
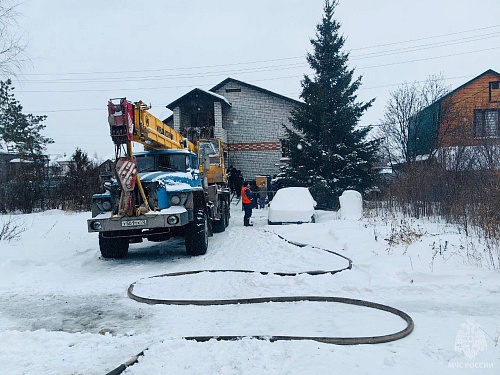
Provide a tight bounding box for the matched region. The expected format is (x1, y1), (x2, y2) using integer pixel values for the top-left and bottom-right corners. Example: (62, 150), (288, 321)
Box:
(241, 181), (254, 226)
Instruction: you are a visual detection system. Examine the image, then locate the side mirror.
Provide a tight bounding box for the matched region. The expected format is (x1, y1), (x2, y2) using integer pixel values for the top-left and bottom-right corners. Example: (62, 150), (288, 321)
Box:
(103, 181), (112, 192)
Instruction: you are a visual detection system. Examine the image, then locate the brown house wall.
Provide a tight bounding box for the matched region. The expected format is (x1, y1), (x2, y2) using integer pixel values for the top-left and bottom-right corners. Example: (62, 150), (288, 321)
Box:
(439, 71), (500, 147)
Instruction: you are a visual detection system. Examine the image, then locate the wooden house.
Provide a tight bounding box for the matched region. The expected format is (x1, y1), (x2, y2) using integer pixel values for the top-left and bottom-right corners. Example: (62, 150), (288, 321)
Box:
(409, 69), (500, 169)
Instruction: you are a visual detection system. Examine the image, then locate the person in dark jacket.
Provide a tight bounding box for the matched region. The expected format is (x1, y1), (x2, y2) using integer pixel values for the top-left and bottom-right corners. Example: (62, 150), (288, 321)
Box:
(241, 181), (254, 226)
(228, 165), (236, 194)
(235, 170), (244, 198)
(258, 181), (267, 209)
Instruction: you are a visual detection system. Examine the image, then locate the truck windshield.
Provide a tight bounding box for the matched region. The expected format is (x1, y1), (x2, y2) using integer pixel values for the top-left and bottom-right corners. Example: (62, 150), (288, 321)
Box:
(157, 154), (188, 172)
(136, 156), (155, 172)
(199, 140), (220, 167)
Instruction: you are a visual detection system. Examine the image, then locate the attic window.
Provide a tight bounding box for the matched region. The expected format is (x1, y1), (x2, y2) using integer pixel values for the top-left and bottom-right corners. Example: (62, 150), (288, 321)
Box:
(225, 88), (241, 93)
(489, 81), (500, 102)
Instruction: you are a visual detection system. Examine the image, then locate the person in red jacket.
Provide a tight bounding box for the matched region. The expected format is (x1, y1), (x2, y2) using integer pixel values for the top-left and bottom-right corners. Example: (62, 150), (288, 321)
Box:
(241, 181), (254, 226)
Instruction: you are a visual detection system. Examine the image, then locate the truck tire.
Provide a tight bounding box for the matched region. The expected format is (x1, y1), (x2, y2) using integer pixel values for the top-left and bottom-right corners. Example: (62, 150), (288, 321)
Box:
(99, 233), (129, 259)
(212, 201), (227, 233)
(185, 207), (209, 256)
(224, 199), (230, 228)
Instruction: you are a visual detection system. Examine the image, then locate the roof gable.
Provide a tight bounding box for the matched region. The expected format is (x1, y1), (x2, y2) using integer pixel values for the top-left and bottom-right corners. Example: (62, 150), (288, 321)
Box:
(416, 69), (500, 125)
(441, 69), (500, 101)
(210, 77), (303, 106)
(166, 88), (231, 110)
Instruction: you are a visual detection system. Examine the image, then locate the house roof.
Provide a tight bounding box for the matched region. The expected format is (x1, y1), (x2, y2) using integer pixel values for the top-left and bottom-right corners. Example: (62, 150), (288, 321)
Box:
(439, 69), (500, 102)
(163, 113), (173, 123)
(210, 77), (304, 106)
(409, 69), (500, 157)
(166, 87), (232, 110)
(162, 77), (304, 123)
(0, 141), (16, 155)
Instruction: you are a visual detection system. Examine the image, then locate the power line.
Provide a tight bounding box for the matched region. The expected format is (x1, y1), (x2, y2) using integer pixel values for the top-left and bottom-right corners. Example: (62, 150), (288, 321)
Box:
(19, 62), (307, 84)
(16, 31), (500, 85)
(17, 24), (500, 78)
(351, 32), (500, 59)
(18, 45), (499, 95)
(359, 46), (500, 70)
(351, 24), (500, 51)
(31, 74), (479, 115)
(283, 73), (475, 96)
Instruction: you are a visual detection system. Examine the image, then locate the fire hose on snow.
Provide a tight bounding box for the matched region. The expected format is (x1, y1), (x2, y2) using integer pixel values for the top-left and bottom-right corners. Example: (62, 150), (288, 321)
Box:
(105, 233), (414, 375)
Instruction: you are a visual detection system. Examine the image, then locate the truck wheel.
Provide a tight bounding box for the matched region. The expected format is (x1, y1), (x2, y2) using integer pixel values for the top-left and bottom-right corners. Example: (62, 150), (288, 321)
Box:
(212, 201), (226, 233)
(99, 233), (129, 259)
(185, 207), (209, 256)
(224, 199), (230, 227)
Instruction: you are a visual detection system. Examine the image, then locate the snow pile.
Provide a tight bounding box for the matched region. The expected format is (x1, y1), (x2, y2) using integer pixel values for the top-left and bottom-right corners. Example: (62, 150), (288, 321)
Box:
(339, 189), (362, 220)
(268, 187), (316, 223)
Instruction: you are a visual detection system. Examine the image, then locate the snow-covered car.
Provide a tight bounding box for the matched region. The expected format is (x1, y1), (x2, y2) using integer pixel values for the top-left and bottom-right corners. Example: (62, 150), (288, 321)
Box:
(268, 187), (317, 225)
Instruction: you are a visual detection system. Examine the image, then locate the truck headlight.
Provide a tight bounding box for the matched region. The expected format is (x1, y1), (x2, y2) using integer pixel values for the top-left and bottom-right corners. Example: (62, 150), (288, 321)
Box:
(170, 195), (181, 205)
(167, 215), (179, 225)
(90, 221), (102, 230)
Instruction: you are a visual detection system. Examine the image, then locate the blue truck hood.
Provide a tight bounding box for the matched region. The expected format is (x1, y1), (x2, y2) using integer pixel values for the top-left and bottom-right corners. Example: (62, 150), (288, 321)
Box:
(138, 171), (201, 191)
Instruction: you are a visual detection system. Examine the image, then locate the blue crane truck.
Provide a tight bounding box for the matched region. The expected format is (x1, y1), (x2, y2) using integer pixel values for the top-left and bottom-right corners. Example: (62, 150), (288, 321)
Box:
(87, 98), (230, 258)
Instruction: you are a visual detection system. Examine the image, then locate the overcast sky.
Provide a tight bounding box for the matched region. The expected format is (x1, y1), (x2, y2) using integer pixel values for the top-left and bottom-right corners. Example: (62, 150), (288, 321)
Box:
(8, 0), (500, 158)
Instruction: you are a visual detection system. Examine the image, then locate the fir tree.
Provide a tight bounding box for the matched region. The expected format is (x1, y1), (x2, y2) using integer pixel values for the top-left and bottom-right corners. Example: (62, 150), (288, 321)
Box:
(0, 79), (53, 212)
(0, 79), (53, 157)
(281, 0), (379, 208)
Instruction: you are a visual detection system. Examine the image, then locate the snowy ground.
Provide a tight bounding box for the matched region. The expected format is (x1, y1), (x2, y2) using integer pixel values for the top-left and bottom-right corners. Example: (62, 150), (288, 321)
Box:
(0, 203), (499, 374)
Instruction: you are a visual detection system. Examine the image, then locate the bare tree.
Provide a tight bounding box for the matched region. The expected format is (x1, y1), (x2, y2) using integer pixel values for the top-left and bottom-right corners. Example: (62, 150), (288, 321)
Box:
(378, 74), (450, 168)
(0, 0), (27, 77)
(0, 215), (25, 241)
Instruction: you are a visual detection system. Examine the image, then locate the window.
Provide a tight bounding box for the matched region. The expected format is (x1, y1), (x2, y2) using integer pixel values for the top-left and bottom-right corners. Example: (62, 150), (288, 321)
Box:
(136, 155), (155, 172)
(280, 139), (290, 158)
(157, 154), (189, 172)
(474, 109), (500, 138)
(191, 155), (199, 170)
(490, 81), (500, 103)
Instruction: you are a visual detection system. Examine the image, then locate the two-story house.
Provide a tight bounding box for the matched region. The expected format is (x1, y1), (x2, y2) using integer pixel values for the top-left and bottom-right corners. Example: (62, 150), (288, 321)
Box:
(409, 69), (500, 169)
(164, 77), (303, 180)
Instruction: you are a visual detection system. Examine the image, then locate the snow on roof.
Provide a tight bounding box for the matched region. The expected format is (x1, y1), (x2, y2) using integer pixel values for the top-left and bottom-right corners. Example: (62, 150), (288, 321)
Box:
(9, 158), (34, 163)
(0, 141), (16, 154)
(196, 87), (231, 106)
(379, 167), (393, 174)
(166, 87), (231, 110)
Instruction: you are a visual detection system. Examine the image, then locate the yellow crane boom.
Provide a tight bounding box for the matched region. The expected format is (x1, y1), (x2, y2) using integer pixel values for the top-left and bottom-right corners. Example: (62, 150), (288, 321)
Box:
(107, 98), (227, 185)
(133, 101), (197, 152)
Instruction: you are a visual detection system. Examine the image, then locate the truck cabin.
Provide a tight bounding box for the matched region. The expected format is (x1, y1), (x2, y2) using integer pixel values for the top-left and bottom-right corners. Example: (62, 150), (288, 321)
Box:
(198, 140), (220, 167)
(135, 151), (199, 174)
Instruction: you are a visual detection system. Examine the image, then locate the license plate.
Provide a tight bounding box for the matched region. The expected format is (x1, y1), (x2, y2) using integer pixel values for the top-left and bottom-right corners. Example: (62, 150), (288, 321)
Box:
(121, 219), (147, 227)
